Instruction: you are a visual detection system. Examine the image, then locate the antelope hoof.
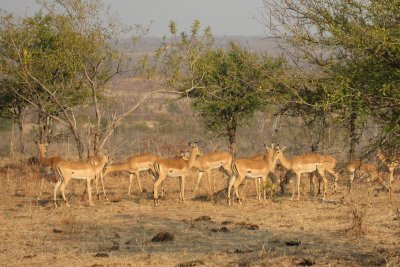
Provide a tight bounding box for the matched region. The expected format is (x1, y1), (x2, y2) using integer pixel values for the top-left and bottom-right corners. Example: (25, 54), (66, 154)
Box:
(154, 198), (159, 206)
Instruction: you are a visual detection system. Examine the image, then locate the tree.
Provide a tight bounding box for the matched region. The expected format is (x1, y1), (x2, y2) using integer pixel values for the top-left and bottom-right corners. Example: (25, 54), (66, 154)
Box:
(263, 0), (400, 159)
(1, 0), (153, 159)
(41, 0), (151, 156)
(0, 79), (27, 154)
(151, 21), (285, 147)
(188, 42), (285, 146)
(0, 11), (91, 157)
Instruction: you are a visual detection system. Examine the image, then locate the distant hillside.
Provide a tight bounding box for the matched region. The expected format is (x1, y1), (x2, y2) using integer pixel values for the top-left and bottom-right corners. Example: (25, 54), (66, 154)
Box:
(126, 36), (283, 56)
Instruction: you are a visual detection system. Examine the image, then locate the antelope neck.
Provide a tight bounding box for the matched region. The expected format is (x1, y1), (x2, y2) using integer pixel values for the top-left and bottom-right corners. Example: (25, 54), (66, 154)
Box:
(94, 157), (107, 173)
(186, 149), (198, 169)
(277, 152), (291, 170)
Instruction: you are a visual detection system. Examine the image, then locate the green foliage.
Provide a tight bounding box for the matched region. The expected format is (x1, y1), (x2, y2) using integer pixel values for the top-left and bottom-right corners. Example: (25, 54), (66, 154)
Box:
(152, 20), (214, 88)
(266, 0), (400, 152)
(151, 20), (285, 144)
(0, 118), (12, 132)
(0, 12), (90, 113)
(188, 42), (285, 142)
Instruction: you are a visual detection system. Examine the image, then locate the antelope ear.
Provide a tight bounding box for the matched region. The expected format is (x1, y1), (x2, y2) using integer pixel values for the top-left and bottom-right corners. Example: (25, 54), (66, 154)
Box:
(281, 145), (287, 151)
(271, 143), (275, 149)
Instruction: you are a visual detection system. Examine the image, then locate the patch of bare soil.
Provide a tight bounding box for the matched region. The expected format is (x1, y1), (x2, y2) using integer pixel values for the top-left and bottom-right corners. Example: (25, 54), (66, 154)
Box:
(0, 164), (400, 266)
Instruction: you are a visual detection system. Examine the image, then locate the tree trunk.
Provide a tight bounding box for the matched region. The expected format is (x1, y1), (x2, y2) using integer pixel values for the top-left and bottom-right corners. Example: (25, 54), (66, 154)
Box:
(349, 96), (358, 162)
(91, 78), (101, 155)
(37, 109), (46, 144)
(16, 106), (24, 155)
(227, 115), (237, 155)
(228, 128), (236, 147)
(93, 131), (100, 155)
(73, 132), (84, 159)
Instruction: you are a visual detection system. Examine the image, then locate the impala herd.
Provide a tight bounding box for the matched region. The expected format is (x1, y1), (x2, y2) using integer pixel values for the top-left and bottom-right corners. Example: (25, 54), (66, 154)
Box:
(36, 141), (399, 208)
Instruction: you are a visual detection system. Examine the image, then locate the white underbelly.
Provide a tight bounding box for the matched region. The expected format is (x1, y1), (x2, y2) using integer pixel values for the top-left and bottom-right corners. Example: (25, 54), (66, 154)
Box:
(71, 175), (89, 180)
(69, 171), (91, 180)
(166, 169), (184, 178)
(240, 168), (267, 178)
(245, 174), (263, 179)
(209, 163), (223, 170)
(295, 164), (318, 173)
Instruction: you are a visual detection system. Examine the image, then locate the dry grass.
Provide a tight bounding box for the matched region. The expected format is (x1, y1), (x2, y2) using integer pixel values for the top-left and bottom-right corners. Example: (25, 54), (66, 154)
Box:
(1, 162), (400, 266)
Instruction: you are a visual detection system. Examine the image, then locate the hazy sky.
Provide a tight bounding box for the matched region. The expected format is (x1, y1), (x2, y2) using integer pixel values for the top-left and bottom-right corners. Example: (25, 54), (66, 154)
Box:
(0, 0), (267, 37)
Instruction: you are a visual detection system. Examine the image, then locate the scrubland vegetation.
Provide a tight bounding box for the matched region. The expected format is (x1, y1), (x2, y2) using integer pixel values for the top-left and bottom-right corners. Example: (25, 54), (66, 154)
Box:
(1, 0), (400, 266)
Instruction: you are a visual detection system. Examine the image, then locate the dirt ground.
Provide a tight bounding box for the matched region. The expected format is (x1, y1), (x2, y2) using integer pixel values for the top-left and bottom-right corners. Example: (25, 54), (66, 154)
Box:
(1, 163), (399, 267)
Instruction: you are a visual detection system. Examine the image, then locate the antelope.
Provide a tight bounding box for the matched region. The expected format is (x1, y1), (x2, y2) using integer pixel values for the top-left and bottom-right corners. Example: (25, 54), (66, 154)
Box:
(103, 153), (159, 195)
(86, 154), (108, 200)
(153, 143), (202, 206)
(376, 148), (399, 198)
(236, 152), (280, 200)
(191, 151), (233, 198)
(36, 142), (63, 199)
(275, 147), (338, 201)
(248, 152), (283, 193)
(346, 160), (388, 196)
(227, 143), (281, 205)
(54, 154), (108, 207)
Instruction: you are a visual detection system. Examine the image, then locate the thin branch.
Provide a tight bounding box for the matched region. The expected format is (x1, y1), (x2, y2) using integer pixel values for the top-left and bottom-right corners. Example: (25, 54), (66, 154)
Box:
(99, 89), (180, 150)
(9, 86), (69, 127)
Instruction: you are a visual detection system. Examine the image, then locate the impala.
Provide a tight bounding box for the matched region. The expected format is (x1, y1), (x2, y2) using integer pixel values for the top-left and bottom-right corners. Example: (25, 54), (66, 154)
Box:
(346, 160), (388, 195)
(54, 154), (108, 207)
(153, 142), (202, 206)
(191, 150), (233, 198)
(275, 148), (338, 201)
(36, 143), (63, 199)
(377, 148), (399, 198)
(86, 154), (108, 200)
(103, 153), (158, 196)
(227, 143), (281, 205)
(236, 152), (279, 200)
